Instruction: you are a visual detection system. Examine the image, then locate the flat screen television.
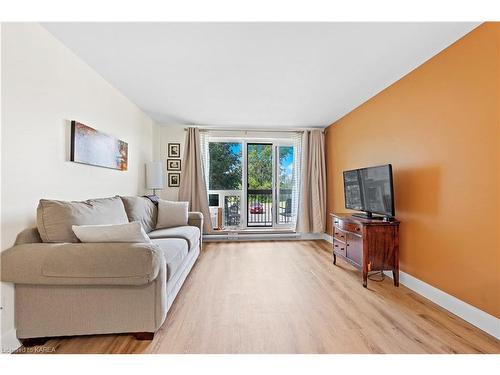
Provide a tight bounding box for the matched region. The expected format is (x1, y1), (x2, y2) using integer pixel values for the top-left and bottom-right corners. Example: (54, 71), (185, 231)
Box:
(343, 164), (395, 220)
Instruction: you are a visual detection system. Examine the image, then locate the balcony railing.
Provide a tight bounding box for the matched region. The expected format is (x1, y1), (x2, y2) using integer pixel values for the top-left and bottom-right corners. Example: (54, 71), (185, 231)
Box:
(247, 189), (273, 226)
(247, 188), (293, 227)
(209, 189), (293, 229)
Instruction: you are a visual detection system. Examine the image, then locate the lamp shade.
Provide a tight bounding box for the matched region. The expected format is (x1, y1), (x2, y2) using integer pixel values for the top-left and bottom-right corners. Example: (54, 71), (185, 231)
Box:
(146, 161), (164, 190)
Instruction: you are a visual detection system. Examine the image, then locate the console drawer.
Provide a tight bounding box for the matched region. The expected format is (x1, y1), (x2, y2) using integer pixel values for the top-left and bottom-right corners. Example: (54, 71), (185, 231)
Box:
(333, 228), (347, 242)
(332, 239), (347, 257)
(335, 218), (362, 234)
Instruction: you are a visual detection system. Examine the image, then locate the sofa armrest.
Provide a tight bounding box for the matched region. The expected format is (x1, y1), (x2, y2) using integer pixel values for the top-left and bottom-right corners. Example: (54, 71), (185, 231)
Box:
(14, 227), (42, 245)
(188, 212), (203, 228)
(188, 212), (203, 248)
(1, 242), (162, 286)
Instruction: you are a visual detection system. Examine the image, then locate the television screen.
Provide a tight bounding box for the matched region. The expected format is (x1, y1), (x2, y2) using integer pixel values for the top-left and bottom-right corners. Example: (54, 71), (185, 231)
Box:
(343, 164), (394, 217)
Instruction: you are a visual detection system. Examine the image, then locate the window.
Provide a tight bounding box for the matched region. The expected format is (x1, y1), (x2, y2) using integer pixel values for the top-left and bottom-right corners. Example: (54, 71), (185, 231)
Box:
(208, 142), (242, 190)
(203, 133), (299, 231)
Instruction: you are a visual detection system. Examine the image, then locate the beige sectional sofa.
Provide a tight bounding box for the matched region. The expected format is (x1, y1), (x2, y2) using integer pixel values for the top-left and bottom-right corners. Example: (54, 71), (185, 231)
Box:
(1, 196), (203, 346)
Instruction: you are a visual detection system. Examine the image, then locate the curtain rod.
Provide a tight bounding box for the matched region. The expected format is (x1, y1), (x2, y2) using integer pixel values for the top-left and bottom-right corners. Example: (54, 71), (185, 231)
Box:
(182, 126), (325, 133)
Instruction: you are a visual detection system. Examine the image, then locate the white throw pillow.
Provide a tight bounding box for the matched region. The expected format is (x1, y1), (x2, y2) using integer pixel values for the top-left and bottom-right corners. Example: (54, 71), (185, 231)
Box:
(156, 200), (189, 229)
(72, 221), (151, 243)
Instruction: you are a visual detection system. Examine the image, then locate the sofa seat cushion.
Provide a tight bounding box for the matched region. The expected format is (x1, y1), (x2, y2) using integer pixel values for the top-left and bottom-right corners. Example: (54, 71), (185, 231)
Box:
(148, 225), (200, 248)
(37, 197), (129, 243)
(151, 239), (188, 281)
(120, 196), (157, 233)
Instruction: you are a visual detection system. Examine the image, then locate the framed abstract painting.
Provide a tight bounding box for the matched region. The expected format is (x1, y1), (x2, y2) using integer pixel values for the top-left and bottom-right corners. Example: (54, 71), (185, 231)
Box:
(70, 121), (128, 171)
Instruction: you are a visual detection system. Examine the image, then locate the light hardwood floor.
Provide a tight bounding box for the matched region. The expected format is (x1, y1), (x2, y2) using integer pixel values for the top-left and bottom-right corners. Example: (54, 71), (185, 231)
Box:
(17, 240), (499, 354)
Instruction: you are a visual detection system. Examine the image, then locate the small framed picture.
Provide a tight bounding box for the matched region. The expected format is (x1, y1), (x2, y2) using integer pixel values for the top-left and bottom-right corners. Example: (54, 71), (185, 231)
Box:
(168, 173), (180, 187)
(168, 143), (181, 158)
(167, 159), (181, 171)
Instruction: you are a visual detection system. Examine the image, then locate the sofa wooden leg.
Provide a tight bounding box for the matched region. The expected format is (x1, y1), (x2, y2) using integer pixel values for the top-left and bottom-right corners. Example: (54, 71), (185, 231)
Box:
(19, 337), (49, 347)
(132, 332), (155, 340)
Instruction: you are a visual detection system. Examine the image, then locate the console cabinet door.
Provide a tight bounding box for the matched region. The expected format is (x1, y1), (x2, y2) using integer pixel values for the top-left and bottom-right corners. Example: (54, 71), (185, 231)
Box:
(346, 233), (362, 267)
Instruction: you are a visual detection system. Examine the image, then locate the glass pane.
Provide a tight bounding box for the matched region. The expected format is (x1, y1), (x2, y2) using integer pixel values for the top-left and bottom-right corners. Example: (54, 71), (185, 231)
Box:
(247, 144), (272, 189)
(247, 144), (273, 227)
(207, 142), (242, 230)
(278, 146), (294, 224)
(208, 194), (219, 207)
(208, 142), (242, 190)
(224, 195), (241, 228)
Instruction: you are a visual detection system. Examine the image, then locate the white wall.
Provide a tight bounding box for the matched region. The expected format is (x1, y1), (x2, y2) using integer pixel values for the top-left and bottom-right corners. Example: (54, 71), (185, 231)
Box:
(0, 23), (156, 351)
(153, 124), (186, 201)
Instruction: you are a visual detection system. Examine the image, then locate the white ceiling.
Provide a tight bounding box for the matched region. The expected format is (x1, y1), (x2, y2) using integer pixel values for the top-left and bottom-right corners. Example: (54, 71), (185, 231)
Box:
(42, 22), (479, 128)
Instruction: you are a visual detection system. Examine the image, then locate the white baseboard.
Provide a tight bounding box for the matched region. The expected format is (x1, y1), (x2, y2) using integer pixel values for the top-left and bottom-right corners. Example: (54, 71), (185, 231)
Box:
(1, 328), (20, 354)
(204, 232), (324, 242)
(322, 233), (500, 339)
(383, 270), (500, 339)
(204, 233), (300, 241)
(323, 233), (333, 244)
(298, 233), (325, 240)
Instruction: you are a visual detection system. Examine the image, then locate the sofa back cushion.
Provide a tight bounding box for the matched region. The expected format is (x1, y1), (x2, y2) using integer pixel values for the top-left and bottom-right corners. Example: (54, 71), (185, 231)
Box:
(37, 196), (129, 243)
(156, 200), (189, 229)
(120, 196), (157, 233)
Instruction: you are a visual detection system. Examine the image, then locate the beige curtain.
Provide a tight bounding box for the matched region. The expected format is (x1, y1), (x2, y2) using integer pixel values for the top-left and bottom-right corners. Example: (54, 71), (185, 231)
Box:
(296, 129), (326, 233)
(179, 127), (212, 234)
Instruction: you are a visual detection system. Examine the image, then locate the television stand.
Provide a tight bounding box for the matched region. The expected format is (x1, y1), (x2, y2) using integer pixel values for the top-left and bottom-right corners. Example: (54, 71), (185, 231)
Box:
(330, 213), (400, 288)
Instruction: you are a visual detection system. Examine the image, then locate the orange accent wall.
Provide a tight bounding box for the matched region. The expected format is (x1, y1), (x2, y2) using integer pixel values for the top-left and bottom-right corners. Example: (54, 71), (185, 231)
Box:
(325, 23), (499, 317)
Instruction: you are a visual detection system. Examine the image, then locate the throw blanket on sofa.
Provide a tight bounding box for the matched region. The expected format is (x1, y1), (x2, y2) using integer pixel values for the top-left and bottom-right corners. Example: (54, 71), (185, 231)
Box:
(143, 195), (160, 206)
